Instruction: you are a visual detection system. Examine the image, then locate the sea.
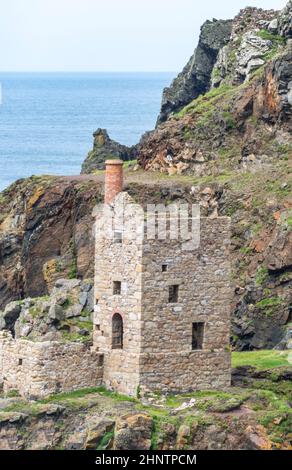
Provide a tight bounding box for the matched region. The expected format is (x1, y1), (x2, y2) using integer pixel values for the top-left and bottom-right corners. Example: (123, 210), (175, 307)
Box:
(0, 72), (175, 192)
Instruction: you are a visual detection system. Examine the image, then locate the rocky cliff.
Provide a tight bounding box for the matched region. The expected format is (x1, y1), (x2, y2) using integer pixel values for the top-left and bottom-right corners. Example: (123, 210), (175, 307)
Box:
(157, 18), (233, 124)
(0, 3), (292, 351)
(81, 129), (134, 173)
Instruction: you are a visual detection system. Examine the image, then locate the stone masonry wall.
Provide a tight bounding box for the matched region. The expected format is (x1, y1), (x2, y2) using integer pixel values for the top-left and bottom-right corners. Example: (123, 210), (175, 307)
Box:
(94, 192), (231, 396)
(139, 352), (231, 394)
(139, 217), (231, 393)
(0, 332), (103, 399)
(94, 193), (144, 396)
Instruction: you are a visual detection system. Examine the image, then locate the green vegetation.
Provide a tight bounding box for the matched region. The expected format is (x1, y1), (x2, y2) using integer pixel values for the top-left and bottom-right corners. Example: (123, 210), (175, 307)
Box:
(255, 296), (284, 316)
(275, 143), (292, 157)
(61, 331), (91, 344)
(6, 389), (20, 398)
(211, 66), (221, 81)
(123, 159), (137, 169)
(42, 387), (101, 403)
(222, 111), (235, 130)
(68, 258), (77, 279)
(266, 180), (291, 198)
(239, 246), (253, 255)
(255, 266), (269, 286)
(256, 30), (286, 45)
(232, 350), (291, 370)
(28, 306), (42, 318)
(176, 84), (235, 118)
(95, 386), (137, 403)
(97, 431), (114, 450)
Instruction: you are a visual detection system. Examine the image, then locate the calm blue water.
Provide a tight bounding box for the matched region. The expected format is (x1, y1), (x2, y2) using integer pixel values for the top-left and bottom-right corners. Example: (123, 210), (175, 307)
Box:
(0, 72), (174, 191)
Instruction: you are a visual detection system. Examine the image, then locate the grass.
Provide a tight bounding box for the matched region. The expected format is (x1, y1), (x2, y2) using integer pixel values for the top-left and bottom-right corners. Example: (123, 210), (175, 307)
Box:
(97, 431), (114, 450)
(95, 386), (137, 403)
(176, 84), (235, 118)
(40, 387), (102, 403)
(232, 350), (292, 370)
(68, 258), (77, 279)
(255, 296), (284, 316)
(255, 266), (269, 286)
(123, 159), (137, 168)
(256, 30), (286, 45)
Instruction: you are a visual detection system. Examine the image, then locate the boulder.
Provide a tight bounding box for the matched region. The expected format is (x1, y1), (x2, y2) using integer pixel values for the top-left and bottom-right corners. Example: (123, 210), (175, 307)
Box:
(79, 292), (88, 309)
(65, 304), (83, 319)
(114, 414), (153, 450)
(48, 304), (64, 322)
(0, 302), (21, 332)
(268, 18), (278, 33)
(85, 419), (115, 450)
(55, 279), (81, 290)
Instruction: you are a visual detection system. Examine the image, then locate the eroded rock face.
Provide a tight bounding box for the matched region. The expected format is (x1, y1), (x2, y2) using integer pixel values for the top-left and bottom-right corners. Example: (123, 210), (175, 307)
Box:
(114, 414), (153, 450)
(235, 32), (273, 83)
(157, 19), (232, 124)
(81, 129), (133, 173)
(0, 176), (102, 309)
(138, 3), (292, 176)
(0, 278), (94, 342)
(278, 0), (292, 37)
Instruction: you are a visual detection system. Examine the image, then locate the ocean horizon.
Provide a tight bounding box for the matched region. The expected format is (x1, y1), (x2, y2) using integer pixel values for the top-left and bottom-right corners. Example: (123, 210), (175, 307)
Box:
(0, 72), (175, 192)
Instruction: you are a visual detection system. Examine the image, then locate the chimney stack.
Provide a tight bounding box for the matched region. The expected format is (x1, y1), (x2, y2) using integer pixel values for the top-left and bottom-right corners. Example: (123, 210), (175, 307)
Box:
(104, 159), (124, 204)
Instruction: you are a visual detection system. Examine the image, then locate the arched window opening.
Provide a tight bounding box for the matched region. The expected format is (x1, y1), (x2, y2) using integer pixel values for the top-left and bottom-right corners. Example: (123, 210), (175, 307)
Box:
(112, 313), (123, 350)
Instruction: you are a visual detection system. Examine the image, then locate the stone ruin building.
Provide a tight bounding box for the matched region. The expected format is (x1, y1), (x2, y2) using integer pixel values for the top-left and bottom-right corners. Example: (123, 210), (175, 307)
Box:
(0, 160), (231, 399)
(93, 160), (231, 396)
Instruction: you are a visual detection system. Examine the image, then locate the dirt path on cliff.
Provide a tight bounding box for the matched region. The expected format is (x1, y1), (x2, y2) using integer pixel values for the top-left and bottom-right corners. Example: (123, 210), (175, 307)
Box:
(60, 170), (194, 188)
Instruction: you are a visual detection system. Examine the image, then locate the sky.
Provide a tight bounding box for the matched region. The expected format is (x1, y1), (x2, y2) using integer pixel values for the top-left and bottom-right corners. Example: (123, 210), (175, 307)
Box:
(0, 0), (287, 72)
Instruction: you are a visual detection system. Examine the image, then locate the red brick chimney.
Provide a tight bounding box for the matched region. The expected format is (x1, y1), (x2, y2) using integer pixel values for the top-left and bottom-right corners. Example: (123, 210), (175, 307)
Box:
(104, 159), (124, 204)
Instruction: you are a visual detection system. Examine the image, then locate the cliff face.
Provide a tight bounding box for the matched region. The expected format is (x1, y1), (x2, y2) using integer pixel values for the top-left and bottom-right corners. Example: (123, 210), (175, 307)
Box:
(0, 176), (102, 309)
(139, 7), (291, 174)
(157, 19), (233, 124)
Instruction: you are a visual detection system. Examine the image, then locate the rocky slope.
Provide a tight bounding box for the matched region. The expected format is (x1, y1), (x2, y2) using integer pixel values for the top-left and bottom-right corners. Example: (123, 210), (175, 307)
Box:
(0, 361), (291, 450)
(157, 18), (233, 124)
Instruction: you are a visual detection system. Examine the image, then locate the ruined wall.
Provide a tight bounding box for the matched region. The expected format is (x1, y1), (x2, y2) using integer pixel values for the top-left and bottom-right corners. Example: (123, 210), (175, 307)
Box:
(139, 217), (231, 393)
(0, 332), (103, 399)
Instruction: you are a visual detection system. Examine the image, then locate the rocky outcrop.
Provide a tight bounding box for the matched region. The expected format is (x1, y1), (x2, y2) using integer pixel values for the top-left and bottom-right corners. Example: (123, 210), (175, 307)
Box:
(0, 278), (94, 342)
(278, 0), (292, 37)
(114, 414), (153, 450)
(157, 19), (232, 124)
(81, 129), (133, 173)
(0, 176), (103, 309)
(0, 365), (291, 449)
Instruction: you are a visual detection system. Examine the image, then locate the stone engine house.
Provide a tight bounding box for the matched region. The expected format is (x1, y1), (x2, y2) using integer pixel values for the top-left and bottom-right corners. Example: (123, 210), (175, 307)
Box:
(93, 160), (231, 396)
(0, 160), (231, 399)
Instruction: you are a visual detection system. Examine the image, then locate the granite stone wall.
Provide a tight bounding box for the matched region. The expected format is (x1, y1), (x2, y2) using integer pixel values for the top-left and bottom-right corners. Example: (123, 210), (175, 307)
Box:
(0, 332), (103, 399)
(93, 193), (144, 396)
(94, 193), (231, 396)
(139, 217), (231, 393)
